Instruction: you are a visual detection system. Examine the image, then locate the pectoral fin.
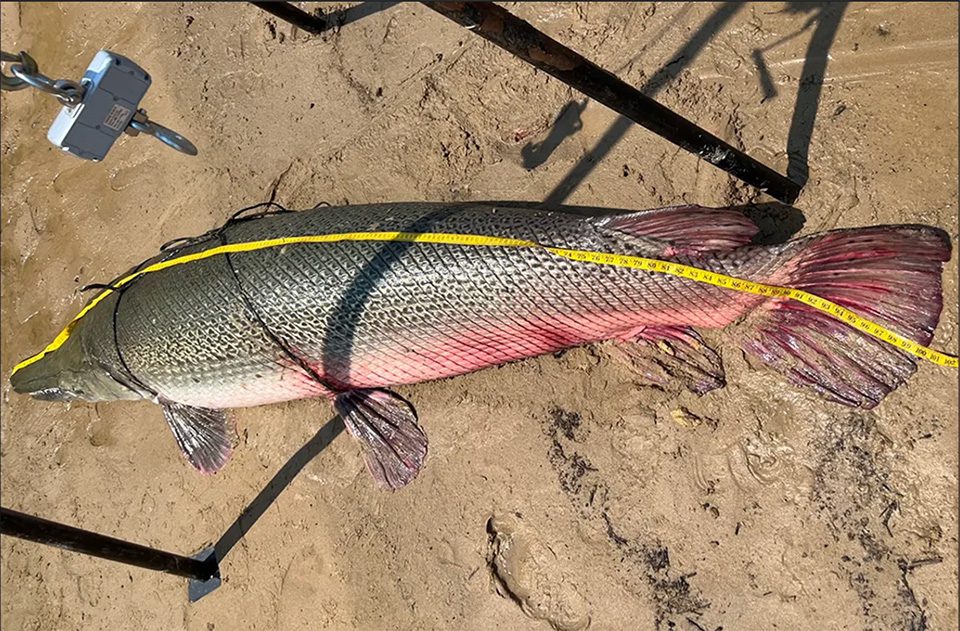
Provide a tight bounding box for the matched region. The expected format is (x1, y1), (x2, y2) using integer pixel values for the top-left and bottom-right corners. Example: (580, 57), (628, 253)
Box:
(334, 389), (427, 491)
(160, 400), (234, 474)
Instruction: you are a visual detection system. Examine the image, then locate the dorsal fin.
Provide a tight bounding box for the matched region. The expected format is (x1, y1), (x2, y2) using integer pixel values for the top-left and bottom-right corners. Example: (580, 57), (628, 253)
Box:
(590, 205), (758, 252)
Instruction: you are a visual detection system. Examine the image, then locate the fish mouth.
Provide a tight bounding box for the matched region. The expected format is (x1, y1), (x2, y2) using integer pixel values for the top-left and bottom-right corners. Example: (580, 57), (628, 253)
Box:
(28, 387), (75, 402)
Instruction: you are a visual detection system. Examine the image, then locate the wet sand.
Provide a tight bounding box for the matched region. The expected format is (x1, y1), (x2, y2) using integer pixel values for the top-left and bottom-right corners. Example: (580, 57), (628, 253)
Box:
(1, 3), (957, 629)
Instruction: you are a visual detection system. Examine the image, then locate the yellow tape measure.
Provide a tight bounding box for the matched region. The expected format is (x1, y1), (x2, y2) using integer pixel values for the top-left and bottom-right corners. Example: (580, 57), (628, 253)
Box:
(11, 230), (958, 375)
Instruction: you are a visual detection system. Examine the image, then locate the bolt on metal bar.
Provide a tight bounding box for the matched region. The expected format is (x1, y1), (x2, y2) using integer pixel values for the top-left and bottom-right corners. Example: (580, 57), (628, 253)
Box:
(423, 2), (802, 204)
(0, 507), (219, 582)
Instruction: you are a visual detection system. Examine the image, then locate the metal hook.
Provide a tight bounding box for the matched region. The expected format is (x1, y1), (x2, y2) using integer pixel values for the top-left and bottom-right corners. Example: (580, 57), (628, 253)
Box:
(127, 109), (198, 156)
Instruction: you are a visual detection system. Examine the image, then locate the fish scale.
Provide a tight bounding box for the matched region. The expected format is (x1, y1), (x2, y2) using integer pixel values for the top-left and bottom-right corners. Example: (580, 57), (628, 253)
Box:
(114, 254), (304, 407)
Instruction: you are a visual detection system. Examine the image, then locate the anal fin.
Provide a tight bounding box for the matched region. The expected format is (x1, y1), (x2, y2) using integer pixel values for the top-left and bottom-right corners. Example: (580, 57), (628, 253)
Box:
(334, 389), (427, 491)
(160, 400), (234, 474)
(612, 326), (725, 395)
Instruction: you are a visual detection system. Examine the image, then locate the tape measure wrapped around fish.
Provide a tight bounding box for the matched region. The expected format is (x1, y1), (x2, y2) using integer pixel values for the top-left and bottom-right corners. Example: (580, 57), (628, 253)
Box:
(10, 202), (956, 488)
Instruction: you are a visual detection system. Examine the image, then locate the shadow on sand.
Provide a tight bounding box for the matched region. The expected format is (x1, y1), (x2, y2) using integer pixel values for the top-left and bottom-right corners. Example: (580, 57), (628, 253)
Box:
(535, 2), (847, 203)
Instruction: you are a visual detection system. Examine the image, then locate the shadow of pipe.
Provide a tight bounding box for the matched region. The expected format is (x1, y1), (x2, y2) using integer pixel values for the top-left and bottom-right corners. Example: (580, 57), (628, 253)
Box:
(538, 2), (847, 205)
(740, 202), (807, 245)
(320, 207), (465, 383)
(542, 2), (746, 206)
(319, 2), (399, 32)
(785, 2), (848, 187)
(213, 414), (345, 563)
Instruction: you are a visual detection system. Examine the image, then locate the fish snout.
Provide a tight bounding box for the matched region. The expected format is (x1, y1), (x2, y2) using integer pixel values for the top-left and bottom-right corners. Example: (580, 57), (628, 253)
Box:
(9, 359), (77, 402)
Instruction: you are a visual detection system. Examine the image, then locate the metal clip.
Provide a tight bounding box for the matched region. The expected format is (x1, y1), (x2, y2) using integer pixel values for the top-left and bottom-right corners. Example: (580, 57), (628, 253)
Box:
(1, 50), (34, 90)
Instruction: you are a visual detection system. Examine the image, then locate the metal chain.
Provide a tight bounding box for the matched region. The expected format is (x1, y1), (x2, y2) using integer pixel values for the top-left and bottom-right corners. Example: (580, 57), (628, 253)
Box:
(0, 50), (32, 90)
(1, 50), (84, 106)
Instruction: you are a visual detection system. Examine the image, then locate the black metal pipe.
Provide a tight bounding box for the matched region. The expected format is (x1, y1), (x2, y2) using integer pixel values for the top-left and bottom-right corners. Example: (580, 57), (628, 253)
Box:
(423, 2), (802, 204)
(250, 1), (328, 35)
(0, 507), (218, 581)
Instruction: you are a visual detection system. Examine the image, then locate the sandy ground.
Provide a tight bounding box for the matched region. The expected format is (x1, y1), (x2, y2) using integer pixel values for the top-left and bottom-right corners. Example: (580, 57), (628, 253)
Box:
(1, 2), (957, 630)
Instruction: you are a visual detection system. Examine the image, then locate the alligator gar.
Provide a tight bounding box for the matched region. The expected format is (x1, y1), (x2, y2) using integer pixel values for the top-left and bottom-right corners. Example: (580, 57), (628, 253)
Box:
(9, 202), (951, 488)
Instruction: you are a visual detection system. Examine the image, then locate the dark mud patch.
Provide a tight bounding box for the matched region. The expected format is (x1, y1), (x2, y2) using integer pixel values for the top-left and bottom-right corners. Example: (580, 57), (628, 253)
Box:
(546, 407), (597, 495)
(602, 511), (710, 628)
(543, 406), (711, 629)
(813, 415), (936, 630)
(550, 407), (584, 441)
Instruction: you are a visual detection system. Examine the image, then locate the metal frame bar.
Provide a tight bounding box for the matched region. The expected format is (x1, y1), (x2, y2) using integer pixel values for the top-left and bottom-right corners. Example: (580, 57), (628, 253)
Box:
(0, 507), (219, 581)
(422, 2), (801, 203)
(249, 1), (328, 34)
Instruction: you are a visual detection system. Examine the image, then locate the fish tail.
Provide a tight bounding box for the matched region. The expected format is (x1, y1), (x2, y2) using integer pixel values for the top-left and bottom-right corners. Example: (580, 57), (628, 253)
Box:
(742, 225), (952, 408)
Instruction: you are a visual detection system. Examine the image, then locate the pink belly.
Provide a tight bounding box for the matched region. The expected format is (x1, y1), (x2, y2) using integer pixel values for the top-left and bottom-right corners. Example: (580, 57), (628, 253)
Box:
(329, 308), (651, 389)
(199, 299), (753, 409)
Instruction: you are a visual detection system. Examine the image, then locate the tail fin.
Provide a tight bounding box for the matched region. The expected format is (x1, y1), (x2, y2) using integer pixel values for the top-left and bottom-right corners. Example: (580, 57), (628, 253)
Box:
(742, 225), (952, 408)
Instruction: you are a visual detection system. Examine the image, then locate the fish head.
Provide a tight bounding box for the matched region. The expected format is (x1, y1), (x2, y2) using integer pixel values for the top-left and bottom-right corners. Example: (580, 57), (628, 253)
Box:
(10, 327), (139, 403)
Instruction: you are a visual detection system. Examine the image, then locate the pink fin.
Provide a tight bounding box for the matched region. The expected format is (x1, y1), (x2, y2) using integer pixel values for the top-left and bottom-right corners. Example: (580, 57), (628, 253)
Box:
(743, 225), (951, 408)
(613, 325), (725, 395)
(334, 389), (427, 490)
(160, 400), (233, 475)
(591, 205), (758, 253)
